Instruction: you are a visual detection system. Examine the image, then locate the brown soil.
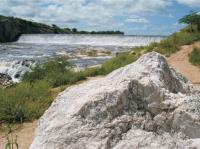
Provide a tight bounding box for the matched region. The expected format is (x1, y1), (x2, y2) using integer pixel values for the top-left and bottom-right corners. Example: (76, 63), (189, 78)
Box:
(0, 121), (37, 149)
(167, 42), (200, 85)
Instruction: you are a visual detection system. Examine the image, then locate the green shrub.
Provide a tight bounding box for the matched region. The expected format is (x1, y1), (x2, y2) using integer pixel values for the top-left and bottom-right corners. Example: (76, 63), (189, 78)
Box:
(23, 53), (138, 87)
(99, 53), (137, 74)
(0, 80), (52, 123)
(81, 53), (138, 76)
(23, 56), (77, 87)
(189, 47), (200, 66)
(81, 67), (101, 77)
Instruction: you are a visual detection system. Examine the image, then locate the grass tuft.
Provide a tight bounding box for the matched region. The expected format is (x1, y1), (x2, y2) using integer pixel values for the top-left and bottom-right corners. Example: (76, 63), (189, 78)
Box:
(189, 47), (200, 66)
(0, 80), (52, 123)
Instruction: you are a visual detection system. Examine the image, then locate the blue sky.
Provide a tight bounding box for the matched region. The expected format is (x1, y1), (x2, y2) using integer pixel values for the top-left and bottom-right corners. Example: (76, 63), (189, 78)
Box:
(0, 0), (199, 35)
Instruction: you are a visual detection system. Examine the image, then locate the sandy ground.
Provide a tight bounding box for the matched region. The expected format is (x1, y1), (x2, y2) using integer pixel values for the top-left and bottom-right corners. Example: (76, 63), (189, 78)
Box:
(0, 43), (200, 149)
(167, 42), (200, 85)
(0, 121), (37, 149)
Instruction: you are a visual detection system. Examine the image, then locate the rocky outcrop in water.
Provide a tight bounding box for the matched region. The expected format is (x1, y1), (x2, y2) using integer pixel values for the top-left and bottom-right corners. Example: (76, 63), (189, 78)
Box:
(30, 52), (200, 149)
(0, 73), (13, 88)
(0, 60), (36, 82)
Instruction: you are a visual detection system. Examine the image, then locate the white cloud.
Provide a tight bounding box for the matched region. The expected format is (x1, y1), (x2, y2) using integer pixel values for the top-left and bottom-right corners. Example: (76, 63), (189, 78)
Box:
(0, 0), (170, 26)
(126, 18), (149, 24)
(176, 0), (200, 7)
(0, 0), (175, 34)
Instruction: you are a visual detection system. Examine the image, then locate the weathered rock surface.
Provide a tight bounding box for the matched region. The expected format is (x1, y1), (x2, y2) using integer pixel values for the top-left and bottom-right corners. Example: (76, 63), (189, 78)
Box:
(0, 73), (13, 88)
(30, 52), (200, 149)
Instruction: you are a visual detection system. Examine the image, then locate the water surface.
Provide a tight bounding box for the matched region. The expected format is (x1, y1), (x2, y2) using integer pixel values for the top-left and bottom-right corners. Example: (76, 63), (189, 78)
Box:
(0, 34), (165, 81)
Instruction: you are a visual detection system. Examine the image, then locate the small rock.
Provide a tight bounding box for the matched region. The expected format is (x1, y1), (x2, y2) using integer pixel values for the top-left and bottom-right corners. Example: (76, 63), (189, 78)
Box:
(0, 73), (13, 88)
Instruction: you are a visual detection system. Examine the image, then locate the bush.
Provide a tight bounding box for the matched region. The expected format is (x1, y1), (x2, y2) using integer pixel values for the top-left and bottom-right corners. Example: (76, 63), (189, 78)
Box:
(189, 47), (200, 66)
(0, 80), (52, 123)
(23, 57), (79, 87)
(23, 53), (138, 87)
(81, 53), (138, 77)
(99, 53), (137, 74)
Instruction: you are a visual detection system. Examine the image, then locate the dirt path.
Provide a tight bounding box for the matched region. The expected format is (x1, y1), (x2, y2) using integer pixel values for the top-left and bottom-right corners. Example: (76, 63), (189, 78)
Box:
(0, 121), (37, 149)
(167, 42), (200, 85)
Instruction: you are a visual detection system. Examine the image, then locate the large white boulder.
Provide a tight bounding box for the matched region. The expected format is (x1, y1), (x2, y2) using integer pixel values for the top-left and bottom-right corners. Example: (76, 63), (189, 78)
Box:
(30, 52), (200, 149)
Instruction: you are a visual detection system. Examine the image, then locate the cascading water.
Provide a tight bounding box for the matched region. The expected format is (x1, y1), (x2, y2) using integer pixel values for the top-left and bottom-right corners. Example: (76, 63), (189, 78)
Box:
(17, 34), (164, 46)
(0, 34), (165, 82)
(0, 60), (36, 82)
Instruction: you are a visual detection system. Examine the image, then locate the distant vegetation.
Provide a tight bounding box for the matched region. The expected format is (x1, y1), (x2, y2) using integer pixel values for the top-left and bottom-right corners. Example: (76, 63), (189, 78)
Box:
(189, 47), (200, 66)
(75, 30), (124, 35)
(0, 12), (200, 125)
(0, 15), (124, 43)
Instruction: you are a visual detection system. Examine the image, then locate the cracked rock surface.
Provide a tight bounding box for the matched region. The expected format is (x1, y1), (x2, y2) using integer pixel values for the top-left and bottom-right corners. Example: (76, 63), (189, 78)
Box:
(30, 52), (200, 149)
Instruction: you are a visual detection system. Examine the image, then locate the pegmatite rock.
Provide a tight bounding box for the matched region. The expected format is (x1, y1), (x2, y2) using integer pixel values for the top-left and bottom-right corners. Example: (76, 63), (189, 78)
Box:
(30, 52), (200, 149)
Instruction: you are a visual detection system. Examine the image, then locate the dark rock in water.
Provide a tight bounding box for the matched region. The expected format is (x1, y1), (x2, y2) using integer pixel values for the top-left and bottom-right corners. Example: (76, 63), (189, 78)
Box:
(0, 73), (13, 88)
(21, 60), (35, 67)
(14, 73), (20, 79)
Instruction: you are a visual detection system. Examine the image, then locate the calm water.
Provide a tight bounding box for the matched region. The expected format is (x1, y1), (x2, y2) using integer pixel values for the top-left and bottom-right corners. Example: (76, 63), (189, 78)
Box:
(0, 34), (165, 82)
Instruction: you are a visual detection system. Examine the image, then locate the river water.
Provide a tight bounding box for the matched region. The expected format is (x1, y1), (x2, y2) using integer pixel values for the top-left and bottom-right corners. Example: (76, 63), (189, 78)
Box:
(0, 34), (164, 82)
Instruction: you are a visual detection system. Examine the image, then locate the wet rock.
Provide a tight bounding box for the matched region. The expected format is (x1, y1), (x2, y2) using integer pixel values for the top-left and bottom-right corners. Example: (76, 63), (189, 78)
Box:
(0, 73), (13, 88)
(0, 60), (36, 82)
(30, 52), (200, 149)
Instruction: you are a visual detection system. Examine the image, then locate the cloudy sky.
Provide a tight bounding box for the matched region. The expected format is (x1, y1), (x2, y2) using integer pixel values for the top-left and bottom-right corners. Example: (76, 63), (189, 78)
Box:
(0, 0), (200, 35)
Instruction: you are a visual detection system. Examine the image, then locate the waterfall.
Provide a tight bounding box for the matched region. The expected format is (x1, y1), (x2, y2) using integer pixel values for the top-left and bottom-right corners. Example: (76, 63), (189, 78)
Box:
(17, 34), (165, 47)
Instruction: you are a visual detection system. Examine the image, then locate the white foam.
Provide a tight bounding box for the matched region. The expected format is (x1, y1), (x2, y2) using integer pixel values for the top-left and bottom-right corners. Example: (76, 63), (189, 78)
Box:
(17, 34), (164, 47)
(0, 60), (35, 82)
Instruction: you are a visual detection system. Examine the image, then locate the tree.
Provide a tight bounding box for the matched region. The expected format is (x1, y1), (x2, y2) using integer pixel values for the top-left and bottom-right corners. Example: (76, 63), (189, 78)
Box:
(72, 28), (77, 33)
(179, 11), (200, 32)
(52, 24), (60, 33)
